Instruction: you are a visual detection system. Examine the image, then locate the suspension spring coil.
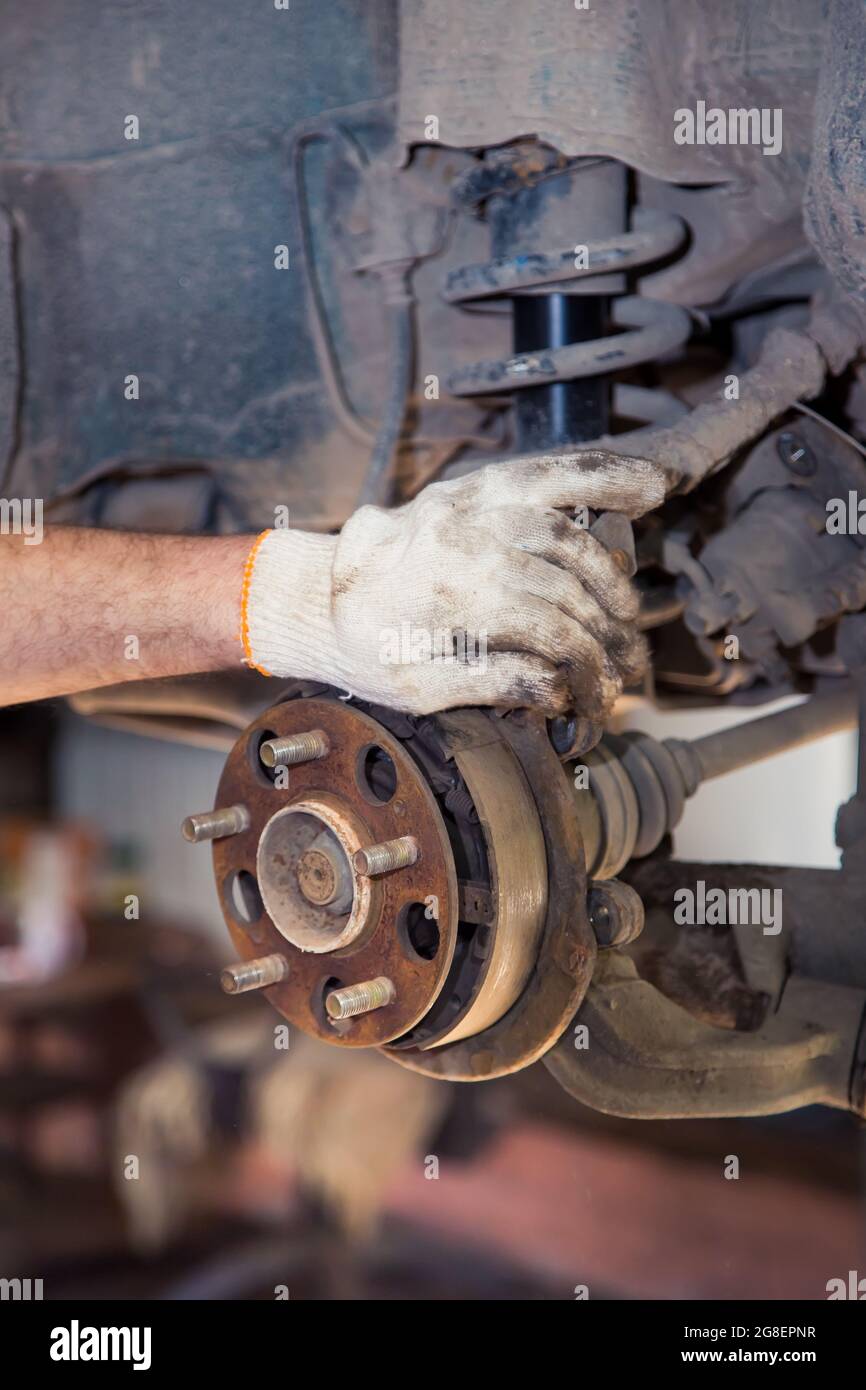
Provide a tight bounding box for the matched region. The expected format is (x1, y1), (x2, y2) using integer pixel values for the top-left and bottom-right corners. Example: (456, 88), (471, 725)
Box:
(443, 205), (691, 430)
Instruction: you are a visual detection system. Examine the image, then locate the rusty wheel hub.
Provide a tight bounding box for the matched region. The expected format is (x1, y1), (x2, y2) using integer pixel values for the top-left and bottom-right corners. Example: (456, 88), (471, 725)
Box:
(196, 692), (595, 1076)
(212, 697), (459, 1047)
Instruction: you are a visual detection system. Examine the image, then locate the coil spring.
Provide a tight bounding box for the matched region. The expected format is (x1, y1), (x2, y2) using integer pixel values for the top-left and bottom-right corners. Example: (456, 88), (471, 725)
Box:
(443, 208), (691, 426)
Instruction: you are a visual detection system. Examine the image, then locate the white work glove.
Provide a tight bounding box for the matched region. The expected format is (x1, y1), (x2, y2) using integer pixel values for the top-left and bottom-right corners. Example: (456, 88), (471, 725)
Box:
(241, 449), (666, 719)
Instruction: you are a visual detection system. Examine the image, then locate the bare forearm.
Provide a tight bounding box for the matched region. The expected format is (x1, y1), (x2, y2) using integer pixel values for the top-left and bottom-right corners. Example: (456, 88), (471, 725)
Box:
(0, 527), (251, 705)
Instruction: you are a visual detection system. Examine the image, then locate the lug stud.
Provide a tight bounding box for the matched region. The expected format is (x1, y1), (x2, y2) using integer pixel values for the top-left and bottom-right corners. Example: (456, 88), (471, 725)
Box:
(259, 730), (329, 768)
(182, 805), (250, 843)
(353, 835), (419, 876)
(220, 953), (290, 995)
(325, 976), (396, 1020)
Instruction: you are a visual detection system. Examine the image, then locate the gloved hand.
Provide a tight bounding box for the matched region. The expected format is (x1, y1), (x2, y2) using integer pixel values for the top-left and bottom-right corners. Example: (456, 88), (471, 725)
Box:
(241, 448), (666, 718)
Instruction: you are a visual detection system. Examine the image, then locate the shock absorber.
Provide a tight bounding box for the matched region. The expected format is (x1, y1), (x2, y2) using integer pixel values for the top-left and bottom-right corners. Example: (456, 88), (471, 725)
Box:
(443, 149), (691, 446)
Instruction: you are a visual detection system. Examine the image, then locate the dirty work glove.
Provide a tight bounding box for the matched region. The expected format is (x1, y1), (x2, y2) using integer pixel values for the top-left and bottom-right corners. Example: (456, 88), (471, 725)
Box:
(241, 449), (666, 719)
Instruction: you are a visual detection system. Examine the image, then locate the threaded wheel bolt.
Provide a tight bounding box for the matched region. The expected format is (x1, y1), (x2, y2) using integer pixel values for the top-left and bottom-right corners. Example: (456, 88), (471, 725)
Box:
(259, 730), (329, 768)
(325, 976), (396, 1020)
(353, 835), (419, 876)
(220, 953), (290, 995)
(182, 804), (250, 843)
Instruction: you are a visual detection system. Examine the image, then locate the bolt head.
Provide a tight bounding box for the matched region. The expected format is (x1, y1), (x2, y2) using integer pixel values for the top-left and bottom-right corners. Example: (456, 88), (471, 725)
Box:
(777, 431), (817, 477)
(588, 879), (645, 949)
(549, 714), (602, 758)
(297, 848), (338, 905)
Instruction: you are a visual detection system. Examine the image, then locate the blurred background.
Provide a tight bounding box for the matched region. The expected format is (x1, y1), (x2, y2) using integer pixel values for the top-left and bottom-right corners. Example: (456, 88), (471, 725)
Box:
(1, 696), (863, 1302)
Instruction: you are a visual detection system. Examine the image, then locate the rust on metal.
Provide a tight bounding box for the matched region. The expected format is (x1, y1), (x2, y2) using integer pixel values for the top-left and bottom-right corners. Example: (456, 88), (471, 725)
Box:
(297, 846), (340, 905)
(212, 697), (458, 1048)
(388, 709), (596, 1080)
